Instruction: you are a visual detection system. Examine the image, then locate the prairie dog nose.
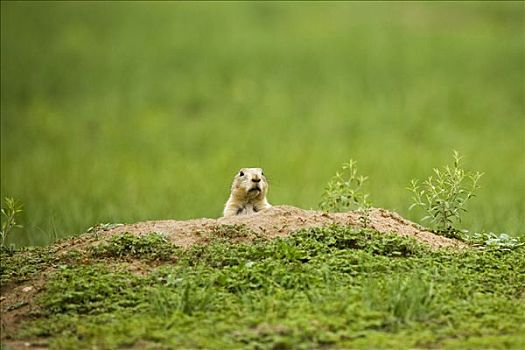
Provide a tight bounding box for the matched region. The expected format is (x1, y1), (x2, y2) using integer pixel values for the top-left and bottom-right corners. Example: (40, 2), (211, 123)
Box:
(252, 178), (261, 183)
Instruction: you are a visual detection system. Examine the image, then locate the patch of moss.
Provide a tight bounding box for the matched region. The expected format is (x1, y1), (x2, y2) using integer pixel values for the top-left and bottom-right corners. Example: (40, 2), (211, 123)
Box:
(1, 246), (56, 285)
(39, 264), (149, 315)
(90, 232), (180, 262)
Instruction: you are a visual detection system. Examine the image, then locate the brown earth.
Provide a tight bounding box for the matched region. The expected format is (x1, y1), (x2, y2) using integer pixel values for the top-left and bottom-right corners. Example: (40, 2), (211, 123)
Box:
(104, 205), (465, 249)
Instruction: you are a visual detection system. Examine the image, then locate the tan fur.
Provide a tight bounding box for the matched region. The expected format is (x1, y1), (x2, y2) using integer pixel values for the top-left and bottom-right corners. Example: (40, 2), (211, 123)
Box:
(223, 168), (271, 217)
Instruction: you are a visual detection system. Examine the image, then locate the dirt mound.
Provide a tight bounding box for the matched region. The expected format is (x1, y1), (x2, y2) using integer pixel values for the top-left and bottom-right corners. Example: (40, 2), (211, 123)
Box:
(106, 205), (464, 249)
(1, 206), (464, 346)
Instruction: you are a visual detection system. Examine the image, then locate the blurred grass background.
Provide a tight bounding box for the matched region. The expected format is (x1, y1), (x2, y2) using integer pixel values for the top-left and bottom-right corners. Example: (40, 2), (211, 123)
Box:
(1, 1), (524, 246)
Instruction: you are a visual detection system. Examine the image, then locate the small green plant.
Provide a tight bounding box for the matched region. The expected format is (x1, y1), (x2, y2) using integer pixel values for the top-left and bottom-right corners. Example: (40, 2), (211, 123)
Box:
(467, 232), (524, 251)
(86, 222), (124, 234)
(407, 151), (483, 238)
(209, 224), (256, 239)
(1, 197), (24, 248)
(320, 160), (372, 225)
(90, 232), (179, 261)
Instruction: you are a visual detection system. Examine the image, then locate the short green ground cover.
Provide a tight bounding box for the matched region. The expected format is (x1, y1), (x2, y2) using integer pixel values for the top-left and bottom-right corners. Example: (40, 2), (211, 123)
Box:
(2, 227), (524, 349)
(2, 2), (524, 246)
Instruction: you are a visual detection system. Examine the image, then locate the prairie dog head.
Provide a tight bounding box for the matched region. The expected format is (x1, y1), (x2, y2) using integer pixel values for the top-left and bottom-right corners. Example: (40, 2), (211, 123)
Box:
(230, 168), (268, 200)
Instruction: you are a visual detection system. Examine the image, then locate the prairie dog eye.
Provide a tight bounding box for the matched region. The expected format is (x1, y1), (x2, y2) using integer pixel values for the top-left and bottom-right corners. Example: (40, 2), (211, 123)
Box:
(239, 171), (244, 177)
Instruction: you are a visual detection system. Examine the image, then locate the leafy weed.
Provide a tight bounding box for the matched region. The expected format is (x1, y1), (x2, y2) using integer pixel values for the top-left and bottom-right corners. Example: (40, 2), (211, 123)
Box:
(320, 160), (372, 227)
(408, 151), (483, 238)
(1, 196), (23, 250)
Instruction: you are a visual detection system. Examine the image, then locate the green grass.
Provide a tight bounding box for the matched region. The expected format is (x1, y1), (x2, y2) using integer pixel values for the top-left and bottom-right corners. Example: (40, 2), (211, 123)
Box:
(1, 2), (524, 246)
(2, 226), (524, 349)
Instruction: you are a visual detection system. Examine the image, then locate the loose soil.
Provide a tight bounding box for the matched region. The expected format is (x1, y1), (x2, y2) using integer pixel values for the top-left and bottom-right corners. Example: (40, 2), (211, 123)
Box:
(105, 205), (465, 249)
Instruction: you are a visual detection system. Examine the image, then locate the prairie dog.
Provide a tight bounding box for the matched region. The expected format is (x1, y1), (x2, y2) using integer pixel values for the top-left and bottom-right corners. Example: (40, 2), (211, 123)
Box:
(223, 168), (271, 217)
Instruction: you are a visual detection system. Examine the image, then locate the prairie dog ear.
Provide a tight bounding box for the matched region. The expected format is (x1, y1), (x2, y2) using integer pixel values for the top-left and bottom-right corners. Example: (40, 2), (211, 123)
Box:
(238, 169), (245, 177)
